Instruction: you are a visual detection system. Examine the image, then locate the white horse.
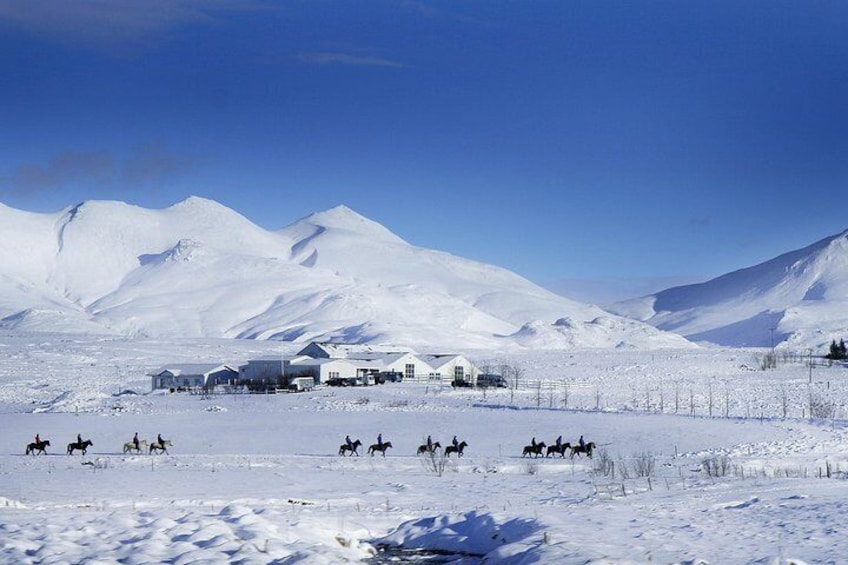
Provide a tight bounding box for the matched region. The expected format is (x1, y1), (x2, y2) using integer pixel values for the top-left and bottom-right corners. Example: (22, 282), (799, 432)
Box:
(149, 439), (173, 455)
(123, 439), (149, 454)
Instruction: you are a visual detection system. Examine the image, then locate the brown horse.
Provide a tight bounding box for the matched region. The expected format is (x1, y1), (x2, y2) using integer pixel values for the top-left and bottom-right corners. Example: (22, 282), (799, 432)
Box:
(546, 442), (571, 458)
(368, 441), (393, 456)
(417, 441), (441, 455)
(522, 442), (546, 458)
(26, 439), (50, 455)
(339, 439), (362, 456)
(67, 439), (93, 455)
(445, 441), (467, 458)
(570, 441), (596, 459)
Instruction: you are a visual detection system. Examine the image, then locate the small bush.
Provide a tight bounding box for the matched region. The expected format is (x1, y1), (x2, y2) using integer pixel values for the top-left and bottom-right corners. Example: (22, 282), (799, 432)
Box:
(702, 455), (732, 478)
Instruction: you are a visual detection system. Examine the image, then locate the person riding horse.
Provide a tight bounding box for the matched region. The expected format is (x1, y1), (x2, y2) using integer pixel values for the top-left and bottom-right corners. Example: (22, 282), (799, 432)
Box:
(426, 435), (433, 450)
(345, 434), (354, 450)
(452, 435), (459, 449)
(377, 433), (383, 448)
(578, 435), (585, 450)
(157, 433), (165, 446)
(132, 432), (139, 451)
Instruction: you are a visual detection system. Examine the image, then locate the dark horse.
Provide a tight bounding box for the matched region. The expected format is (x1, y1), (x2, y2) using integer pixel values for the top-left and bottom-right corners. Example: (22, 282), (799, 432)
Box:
(339, 439), (362, 456)
(67, 439), (93, 455)
(26, 439), (50, 455)
(445, 441), (468, 458)
(546, 442), (572, 458)
(149, 440), (172, 455)
(368, 441), (393, 457)
(417, 441), (441, 455)
(570, 441), (596, 459)
(521, 442), (546, 458)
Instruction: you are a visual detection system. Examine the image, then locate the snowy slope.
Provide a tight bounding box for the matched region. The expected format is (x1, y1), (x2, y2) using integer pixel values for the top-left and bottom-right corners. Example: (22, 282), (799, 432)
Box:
(610, 230), (848, 348)
(0, 197), (689, 349)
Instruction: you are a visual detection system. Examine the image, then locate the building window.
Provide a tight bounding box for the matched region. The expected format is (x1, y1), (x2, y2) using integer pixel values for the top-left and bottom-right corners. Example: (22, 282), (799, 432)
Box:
(329, 371), (339, 378)
(454, 366), (464, 380)
(405, 364), (415, 380)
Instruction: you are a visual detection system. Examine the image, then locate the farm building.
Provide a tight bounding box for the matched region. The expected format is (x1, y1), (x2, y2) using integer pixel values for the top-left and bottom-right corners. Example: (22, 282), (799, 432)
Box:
(150, 364), (238, 391)
(296, 342), (413, 359)
(419, 354), (478, 385)
(284, 358), (378, 385)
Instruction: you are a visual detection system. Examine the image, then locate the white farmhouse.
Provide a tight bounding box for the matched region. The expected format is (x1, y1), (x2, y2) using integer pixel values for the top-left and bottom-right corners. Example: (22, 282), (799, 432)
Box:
(419, 354), (478, 385)
(150, 364), (238, 391)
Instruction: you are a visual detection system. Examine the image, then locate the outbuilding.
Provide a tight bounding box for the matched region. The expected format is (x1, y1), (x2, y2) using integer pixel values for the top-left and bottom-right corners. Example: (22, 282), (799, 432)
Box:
(150, 364), (238, 391)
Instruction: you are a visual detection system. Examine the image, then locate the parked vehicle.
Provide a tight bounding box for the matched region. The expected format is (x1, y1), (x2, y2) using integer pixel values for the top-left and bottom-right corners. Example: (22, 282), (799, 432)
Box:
(476, 373), (507, 388)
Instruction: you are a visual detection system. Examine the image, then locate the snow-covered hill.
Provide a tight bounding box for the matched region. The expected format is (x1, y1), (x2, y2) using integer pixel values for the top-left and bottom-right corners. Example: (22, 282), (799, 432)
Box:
(609, 230), (848, 348)
(0, 197), (689, 350)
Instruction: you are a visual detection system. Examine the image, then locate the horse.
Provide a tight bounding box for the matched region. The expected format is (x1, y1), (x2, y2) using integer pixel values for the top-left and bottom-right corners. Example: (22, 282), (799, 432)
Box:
(445, 441), (467, 458)
(26, 439), (50, 455)
(368, 441), (393, 457)
(67, 439), (93, 455)
(521, 442), (546, 458)
(149, 439), (172, 455)
(570, 441), (596, 459)
(417, 441), (441, 455)
(546, 442), (571, 458)
(123, 439), (149, 454)
(339, 439), (362, 456)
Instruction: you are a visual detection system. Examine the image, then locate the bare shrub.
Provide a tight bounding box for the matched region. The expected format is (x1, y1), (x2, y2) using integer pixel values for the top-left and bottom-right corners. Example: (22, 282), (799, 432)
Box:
(632, 452), (656, 478)
(809, 394), (837, 419)
(419, 449), (448, 477)
(592, 448), (615, 478)
(702, 455), (732, 478)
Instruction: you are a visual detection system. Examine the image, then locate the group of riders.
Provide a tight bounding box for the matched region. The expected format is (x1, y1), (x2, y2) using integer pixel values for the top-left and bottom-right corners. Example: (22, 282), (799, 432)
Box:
(523, 434), (594, 458)
(340, 432), (590, 457)
(29, 432), (168, 455)
(340, 432), (473, 457)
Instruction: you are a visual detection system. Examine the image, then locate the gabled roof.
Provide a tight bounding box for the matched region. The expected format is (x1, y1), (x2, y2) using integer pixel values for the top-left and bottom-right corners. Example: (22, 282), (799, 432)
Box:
(346, 351), (414, 364)
(149, 363), (237, 377)
(298, 342), (414, 359)
(419, 354), (462, 370)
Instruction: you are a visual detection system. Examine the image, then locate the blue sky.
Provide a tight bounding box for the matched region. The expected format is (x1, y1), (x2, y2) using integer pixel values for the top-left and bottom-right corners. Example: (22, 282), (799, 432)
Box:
(2, 1), (848, 303)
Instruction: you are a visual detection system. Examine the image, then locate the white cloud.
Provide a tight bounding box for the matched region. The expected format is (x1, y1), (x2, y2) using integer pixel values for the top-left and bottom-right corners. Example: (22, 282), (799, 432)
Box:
(295, 51), (406, 69)
(0, 0), (269, 51)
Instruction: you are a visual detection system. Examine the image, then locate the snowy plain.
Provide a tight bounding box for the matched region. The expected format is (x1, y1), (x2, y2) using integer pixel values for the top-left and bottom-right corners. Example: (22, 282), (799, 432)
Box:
(1, 334), (847, 563)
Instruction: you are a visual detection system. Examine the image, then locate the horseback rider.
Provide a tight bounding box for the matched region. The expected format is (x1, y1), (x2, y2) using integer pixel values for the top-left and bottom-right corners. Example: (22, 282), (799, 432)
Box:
(556, 435), (562, 449)
(345, 434), (353, 449)
(35, 433), (41, 444)
(578, 435), (585, 450)
(452, 435), (459, 448)
(531, 436), (537, 448)
(427, 435), (433, 450)
(133, 432), (139, 450)
(77, 433), (82, 446)
(377, 433), (383, 448)
(157, 433), (165, 447)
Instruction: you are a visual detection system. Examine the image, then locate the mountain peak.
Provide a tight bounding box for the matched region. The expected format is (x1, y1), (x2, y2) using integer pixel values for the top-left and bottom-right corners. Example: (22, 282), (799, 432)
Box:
(298, 205), (406, 243)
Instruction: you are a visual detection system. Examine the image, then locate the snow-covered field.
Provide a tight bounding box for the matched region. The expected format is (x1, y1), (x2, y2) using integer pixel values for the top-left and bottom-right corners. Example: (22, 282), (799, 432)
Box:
(2, 334), (847, 563)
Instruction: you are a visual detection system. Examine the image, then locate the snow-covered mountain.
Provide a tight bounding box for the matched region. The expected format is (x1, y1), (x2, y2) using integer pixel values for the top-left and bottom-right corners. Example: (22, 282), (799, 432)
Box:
(609, 230), (848, 348)
(0, 197), (691, 350)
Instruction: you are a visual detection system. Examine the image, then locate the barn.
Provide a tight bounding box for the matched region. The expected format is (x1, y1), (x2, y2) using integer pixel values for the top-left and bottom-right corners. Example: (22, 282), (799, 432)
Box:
(150, 364), (238, 391)
(419, 354), (478, 385)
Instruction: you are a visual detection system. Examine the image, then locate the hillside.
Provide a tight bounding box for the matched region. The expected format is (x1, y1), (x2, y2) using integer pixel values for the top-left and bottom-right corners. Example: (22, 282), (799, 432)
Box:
(609, 230), (848, 348)
(0, 197), (691, 350)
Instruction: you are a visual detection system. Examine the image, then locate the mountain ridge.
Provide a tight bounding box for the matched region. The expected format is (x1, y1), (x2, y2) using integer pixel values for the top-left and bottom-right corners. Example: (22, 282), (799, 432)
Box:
(609, 230), (848, 348)
(0, 197), (691, 350)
